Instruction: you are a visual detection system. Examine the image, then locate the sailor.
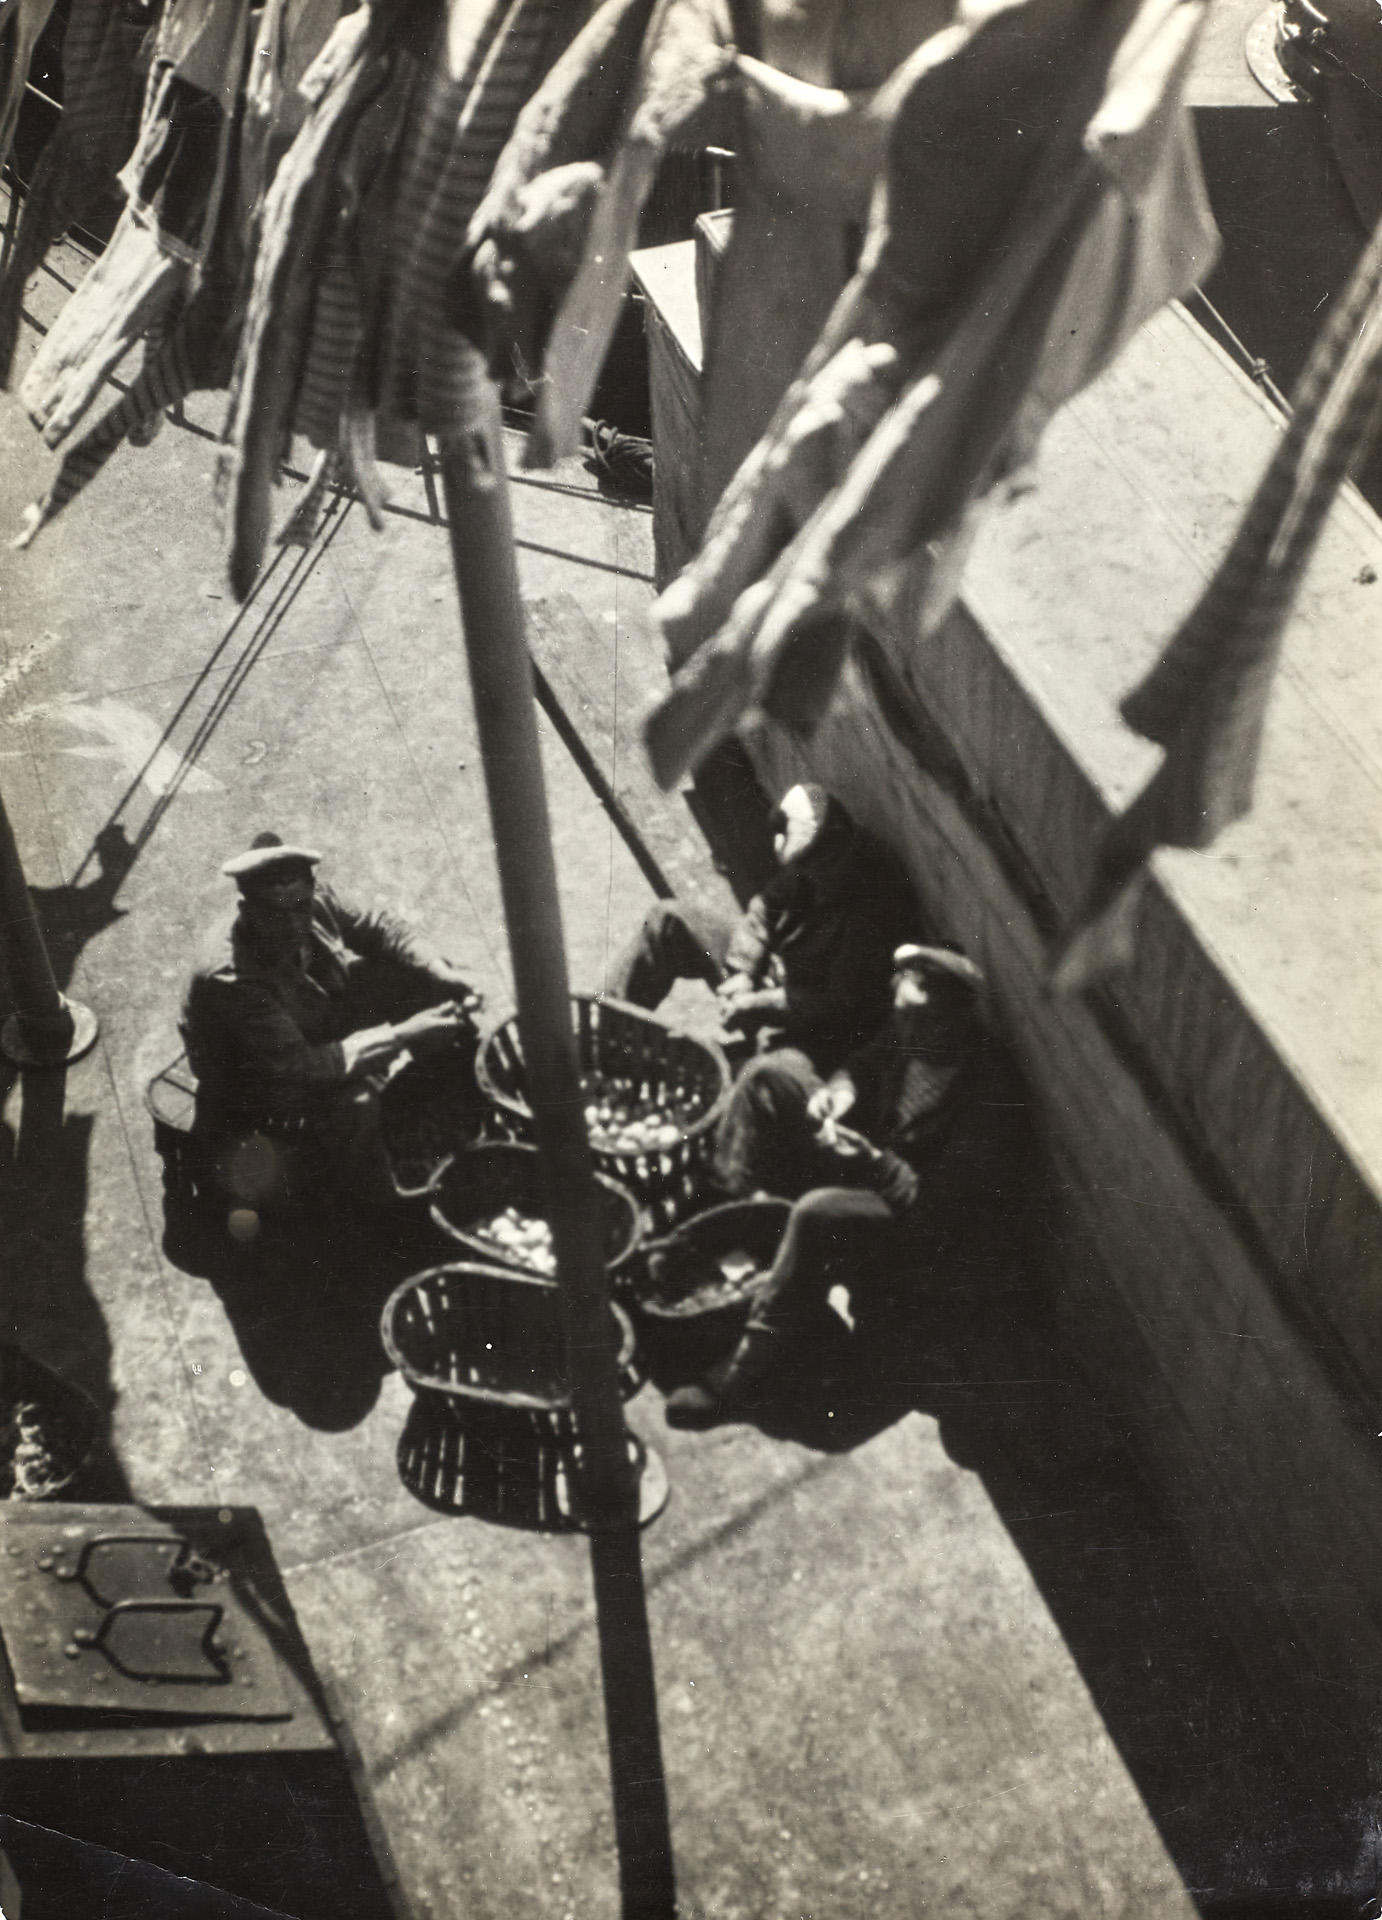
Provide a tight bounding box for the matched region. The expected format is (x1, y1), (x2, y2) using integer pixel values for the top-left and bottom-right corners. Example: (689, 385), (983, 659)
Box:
(612, 783), (918, 1073)
(665, 944), (1034, 1428)
(180, 834), (480, 1209)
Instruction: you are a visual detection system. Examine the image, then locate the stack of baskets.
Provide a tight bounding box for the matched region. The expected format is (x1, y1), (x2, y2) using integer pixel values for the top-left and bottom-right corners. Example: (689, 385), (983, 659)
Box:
(382, 997), (736, 1519)
(476, 994), (731, 1229)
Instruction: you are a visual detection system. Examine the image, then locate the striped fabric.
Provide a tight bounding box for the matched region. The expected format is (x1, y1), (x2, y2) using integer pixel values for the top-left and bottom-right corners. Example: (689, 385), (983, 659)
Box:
(0, 0), (153, 385)
(18, 0), (259, 448)
(15, 269), (241, 542)
(0, 0), (58, 181)
(15, 321), (200, 546)
(222, 0), (575, 596)
(372, 0), (564, 437)
(1053, 208), (1382, 992)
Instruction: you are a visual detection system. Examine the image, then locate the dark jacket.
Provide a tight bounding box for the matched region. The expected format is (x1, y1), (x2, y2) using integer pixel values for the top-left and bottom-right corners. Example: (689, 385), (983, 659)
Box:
(180, 885), (447, 1119)
(726, 828), (917, 1062)
(839, 1024), (1035, 1227)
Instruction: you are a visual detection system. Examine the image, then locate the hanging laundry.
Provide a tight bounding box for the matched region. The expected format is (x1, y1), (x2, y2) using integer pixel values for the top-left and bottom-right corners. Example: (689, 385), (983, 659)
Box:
(0, 0), (57, 183)
(468, 0), (738, 469)
(219, 0), (576, 600)
(1052, 210), (1382, 992)
(694, 0), (948, 530)
(11, 0), (347, 542)
(642, 0), (1218, 790)
(20, 0), (258, 449)
(14, 266), (242, 546)
(216, 0), (394, 598)
(0, 0), (154, 388)
(467, 0), (659, 391)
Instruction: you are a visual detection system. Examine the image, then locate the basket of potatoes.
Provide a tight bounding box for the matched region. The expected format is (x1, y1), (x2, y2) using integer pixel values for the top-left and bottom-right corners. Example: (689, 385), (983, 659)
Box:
(619, 1197), (792, 1377)
(476, 996), (731, 1220)
(428, 1141), (642, 1279)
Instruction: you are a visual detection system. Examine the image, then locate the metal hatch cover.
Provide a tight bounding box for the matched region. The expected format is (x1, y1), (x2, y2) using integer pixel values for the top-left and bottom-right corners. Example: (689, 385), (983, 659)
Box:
(0, 1508), (290, 1722)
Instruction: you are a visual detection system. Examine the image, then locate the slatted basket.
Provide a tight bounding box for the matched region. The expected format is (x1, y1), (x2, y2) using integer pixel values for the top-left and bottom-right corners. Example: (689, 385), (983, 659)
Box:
(476, 995), (731, 1221)
(427, 1142), (640, 1276)
(381, 1262), (640, 1417)
(619, 1197), (792, 1377)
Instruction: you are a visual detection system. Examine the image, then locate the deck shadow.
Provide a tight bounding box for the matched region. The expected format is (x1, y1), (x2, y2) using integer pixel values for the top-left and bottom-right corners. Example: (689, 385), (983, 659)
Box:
(174, 1201), (454, 1434)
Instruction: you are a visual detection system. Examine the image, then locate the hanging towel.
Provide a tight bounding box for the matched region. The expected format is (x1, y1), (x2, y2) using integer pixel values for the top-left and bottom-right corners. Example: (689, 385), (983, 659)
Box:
(0, 0), (153, 386)
(10, 0), (346, 539)
(14, 265), (243, 547)
(219, 0), (575, 598)
(19, 0), (258, 449)
(218, 0), (391, 600)
(643, 0), (1218, 790)
(466, 0), (658, 390)
(1051, 210), (1382, 992)
(694, 0), (948, 528)
(525, 0), (736, 465)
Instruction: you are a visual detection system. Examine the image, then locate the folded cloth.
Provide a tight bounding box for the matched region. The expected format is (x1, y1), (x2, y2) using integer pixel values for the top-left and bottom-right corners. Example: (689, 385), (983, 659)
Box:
(643, 0), (1218, 789)
(1052, 205), (1382, 991)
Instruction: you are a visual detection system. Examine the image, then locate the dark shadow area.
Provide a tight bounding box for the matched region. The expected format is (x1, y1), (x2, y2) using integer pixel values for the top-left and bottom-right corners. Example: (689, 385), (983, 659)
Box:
(0, 1060), (134, 1506)
(168, 1198), (455, 1433)
(24, 822), (135, 983)
(638, 1138), (1380, 1915)
(155, 1060), (489, 1433)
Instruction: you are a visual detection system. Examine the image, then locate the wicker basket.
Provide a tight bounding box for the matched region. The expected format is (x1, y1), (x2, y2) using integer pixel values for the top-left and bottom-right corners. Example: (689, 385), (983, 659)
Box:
(381, 1262), (639, 1417)
(620, 1197), (792, 1377)
(427, 1143), (640, 1276)
(1, 1343), (98, 1499)
(476, 996), (731, 1219)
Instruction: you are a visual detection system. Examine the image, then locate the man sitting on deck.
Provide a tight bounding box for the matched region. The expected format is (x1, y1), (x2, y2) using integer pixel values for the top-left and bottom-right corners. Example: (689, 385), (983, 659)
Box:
(665, 945), (1035, 1429)
(613, 783), (918, 1075)
(181, 834), (480, 1210)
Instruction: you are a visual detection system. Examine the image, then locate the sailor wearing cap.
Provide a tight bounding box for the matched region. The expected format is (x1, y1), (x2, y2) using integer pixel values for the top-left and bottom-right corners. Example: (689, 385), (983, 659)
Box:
(667, 941), (1035, 1429)
(180, 834), (480, 1206)
(612, 784), (918, 1072)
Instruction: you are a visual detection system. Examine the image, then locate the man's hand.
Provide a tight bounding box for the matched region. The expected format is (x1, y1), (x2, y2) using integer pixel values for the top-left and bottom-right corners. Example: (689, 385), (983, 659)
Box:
(714, 971), (757, 1015)
(716, 974), (786, 1031)
(807, 1076), (855, 1126)
(820, 1120), (876, 1161)
(397, 1002), (474, 1055)
(429, 967), (483, 1014)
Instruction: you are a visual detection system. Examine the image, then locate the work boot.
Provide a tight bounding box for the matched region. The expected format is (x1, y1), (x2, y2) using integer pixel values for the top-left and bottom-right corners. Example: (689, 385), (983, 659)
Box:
(665, 1325), (782, 1431)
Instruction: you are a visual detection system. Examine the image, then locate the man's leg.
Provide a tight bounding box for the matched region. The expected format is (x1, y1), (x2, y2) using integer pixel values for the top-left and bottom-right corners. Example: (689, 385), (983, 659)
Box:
(609, 899), (734, 1008)
(746, 1186), (896, 1336)
(665, 1186), (895, 1429)
(309, 1081), (401, 1207)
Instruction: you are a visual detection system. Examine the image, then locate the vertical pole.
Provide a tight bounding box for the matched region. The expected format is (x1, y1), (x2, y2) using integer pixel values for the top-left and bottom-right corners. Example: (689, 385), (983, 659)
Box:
(436, 381), (677, 1920)
(0, 787), (98, 1068)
